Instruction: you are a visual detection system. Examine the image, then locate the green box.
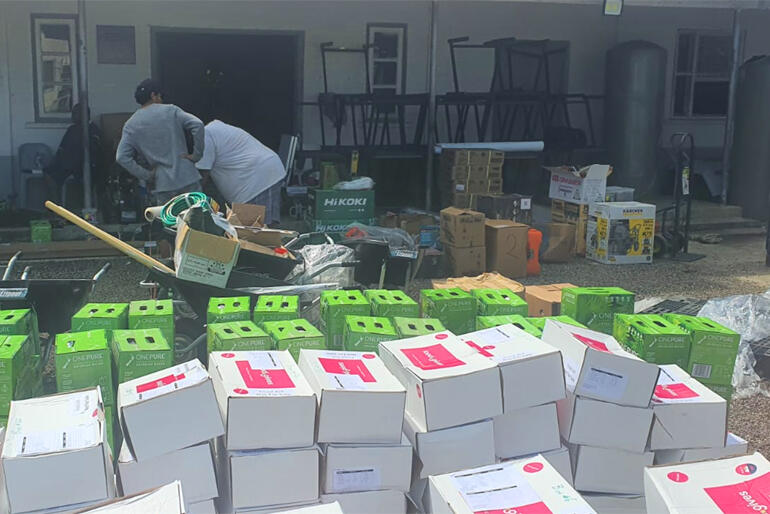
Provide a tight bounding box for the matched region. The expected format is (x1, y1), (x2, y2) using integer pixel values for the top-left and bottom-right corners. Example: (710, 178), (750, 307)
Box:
(207, 296), (251, 325)
(55, 329), (115, 406)
(343, 315), (399, 353)
(526, 315), (587, 331)
(111, 328), (173, 384)
(309, 218), (376, 233)
(421, 288), (477, 335)
(29, 219), (52, 243)
(561, 287), (635, 334)
(704, 382), (733, 404)
(613, 314), (691, 369)
(208, 321), (274, 353)
(365, 290), (420, 319)
(71, 303), (129, 339)
(393, 317), (446, 337)
(320, 291), (371, 350)
(0, 335), (34, 417)
(253, 295), (300, 325)
(310, 189), (376, 220)
(663, 314), (740, 387)
(476, 315), (542, 337)
(128, 300), (175, 348)
(472, 289), (528, 316)
(262, 319), (326, 361)
(0, 309), (41, 355)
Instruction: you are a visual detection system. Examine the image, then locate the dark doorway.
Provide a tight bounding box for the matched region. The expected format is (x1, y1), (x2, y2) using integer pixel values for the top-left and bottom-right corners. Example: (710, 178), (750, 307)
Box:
(153, 30), (301, 150)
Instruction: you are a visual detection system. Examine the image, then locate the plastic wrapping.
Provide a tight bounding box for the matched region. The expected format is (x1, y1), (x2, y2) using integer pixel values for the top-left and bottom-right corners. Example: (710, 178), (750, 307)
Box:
(342, 224), (418, 258)
(333, 177), (375, 190)
(286, 243), (356, 287)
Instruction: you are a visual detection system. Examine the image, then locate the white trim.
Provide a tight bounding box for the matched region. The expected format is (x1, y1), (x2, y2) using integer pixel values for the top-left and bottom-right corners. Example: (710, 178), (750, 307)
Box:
(33, 16), (79, 121)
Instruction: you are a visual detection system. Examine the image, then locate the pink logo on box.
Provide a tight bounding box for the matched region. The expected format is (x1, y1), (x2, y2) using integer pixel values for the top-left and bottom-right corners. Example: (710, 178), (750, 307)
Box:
(573, 333), (610, 353)
(464, 340), (494, 357)
(235, 361), (295, 389)
(523, 462), (544, 474)
(319, 357), (376, 382)
(136, 372), (184, 393)
(476, 502), (553, 514)
(654, 383), (699, 400)
(704, 470), (770, 513)
(667, 471), (689, 483)
(401, 344), (465, 370)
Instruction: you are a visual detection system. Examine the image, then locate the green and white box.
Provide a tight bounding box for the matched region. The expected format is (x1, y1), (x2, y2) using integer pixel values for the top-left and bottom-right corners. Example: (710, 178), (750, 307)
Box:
(343, 315), (399, 353)
(613, 314), (691, 369)
(262, 319), (326, 361)
(0, 334), (34, 417)
(365, 290), (419, 319)
(207, 296), (251, 325)
(0, 308), (42, 355)
(112, 328), (173, 384)
(253, 295), (300, 325)
(208, 320), (274, 353)
(526, 315), (586, 331)
(420, 288), (477, 335)
(71, 302), (129, 339)
(561, 287), (635, 334)
(320, 290), (371, 350)
(55, 329), (115, 406)
(472, 289), (528, 316)
(476, 315), (542, 337)
(128, 300), (175, 348)
(392, 317), (446, 337)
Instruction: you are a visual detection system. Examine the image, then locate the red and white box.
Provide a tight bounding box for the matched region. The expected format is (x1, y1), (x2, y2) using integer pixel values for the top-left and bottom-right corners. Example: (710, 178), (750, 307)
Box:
(460, 324), (566, 412)
(426, 456), (596, 514)
(210, 350), (317, 450)
(117, 359), (224, 461)
(379, 332), (502, 431)
(655, 432), (749, 466)
(583, 493), (646, 514)
(570, 444), (654, 495)
(321, 490), (406, 514)
(493, 402), (561, 459)
(78, 481), (185, 514)
(542, 321), (659, 407)
(298, 350), (406, 443)
(503, 444), (574, 486)
(644, 452), (770, 514)
(650, 364), (727, 450)
(321, 438), (412, 494)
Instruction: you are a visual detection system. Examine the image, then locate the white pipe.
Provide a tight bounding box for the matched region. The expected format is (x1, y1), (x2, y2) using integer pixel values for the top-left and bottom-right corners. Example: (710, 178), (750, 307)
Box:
(721, 8), (742, 205)
(434, 141), (545, 153)
(424, 0), (438, 210)
(77, 0), (92, 210)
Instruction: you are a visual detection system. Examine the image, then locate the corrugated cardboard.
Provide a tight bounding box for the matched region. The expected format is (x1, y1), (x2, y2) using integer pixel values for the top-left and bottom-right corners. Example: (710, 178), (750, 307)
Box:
(439, 208), (485, 248)
(586, 202), (655, 265)
(321, 438), (412, 493)
(227, 203), (284, 247)
(493, 402), (561, 459)
(321, 490), (406, 514)
(484, 220), (528, 279)
(571, 444), (654, 495)
(174, 218), (240, 288)
(541, 223), (575, 263)
(547, 164), (611, 204)
(551, 200), (589, 256)
(654, 432), (748, 465)
(432, 273), (525, 294)
(77, 481), (185, 514)
(444, 245), (485, 277)
(525, 283), (576, 316)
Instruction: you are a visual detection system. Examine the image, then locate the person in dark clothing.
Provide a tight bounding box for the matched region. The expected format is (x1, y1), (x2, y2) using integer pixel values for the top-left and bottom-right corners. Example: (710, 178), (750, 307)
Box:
(45, 103), (101, 192)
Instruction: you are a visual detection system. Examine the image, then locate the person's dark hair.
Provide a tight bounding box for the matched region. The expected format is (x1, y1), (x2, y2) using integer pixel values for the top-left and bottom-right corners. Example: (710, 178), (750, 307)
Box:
(134, 78), (163, 105)
(70, 103), (90, 124)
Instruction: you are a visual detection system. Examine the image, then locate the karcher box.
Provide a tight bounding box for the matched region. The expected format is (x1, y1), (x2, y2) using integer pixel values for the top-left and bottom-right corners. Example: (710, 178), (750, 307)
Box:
(207, 296), (251, 325)
(476, 314), (541, 337)
(420, 288), (476, 335)
(262, 319), (326, 361)
(55, 329), (114, 406)
(342, 315), (399, 353)
(392, 317), (446, 338)
(526, 315), (586, 331)
(207, 320), (273, 353)
(111, 328), (173, 384)
(471, 288), (528, 316)
(128, 300), (174, 347)
(253, 295), (300, 325)
(561, 286), (635, 334)
(71, 303), (128, 339)
(614, 314), (691, 369)
(0, 309), (41, 355)
(586, 201), (655, 265)
(320, 291), (371, 351)
(364, 290), (419, 319)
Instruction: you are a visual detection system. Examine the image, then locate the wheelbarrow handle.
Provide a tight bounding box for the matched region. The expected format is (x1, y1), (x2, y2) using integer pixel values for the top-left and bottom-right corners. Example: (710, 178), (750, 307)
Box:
(2, 251), (21, 281)
(92, 263), (111, 283)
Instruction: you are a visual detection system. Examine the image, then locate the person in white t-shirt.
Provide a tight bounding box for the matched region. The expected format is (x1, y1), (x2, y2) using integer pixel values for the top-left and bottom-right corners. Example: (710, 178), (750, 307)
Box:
(196, 120), (286, 224)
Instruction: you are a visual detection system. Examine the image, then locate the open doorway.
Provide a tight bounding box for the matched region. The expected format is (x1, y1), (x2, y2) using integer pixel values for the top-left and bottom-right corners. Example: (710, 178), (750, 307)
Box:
(152, 29), (302, 150)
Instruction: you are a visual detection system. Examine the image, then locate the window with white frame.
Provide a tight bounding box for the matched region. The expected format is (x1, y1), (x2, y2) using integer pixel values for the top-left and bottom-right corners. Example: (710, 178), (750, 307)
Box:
(367, 23), (406, 97)
(673, 30), (731, 118)
(32, 15), (79, 122)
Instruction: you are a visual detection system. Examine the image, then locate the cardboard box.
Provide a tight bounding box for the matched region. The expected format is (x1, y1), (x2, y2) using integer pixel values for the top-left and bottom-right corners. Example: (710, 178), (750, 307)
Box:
(571, 444), (654, 495)
(392, 317), (446, 338)
(524, 283), (577, 317)
(557, 392), (653, 453)
(471, 288), (528, 316)
(561, 286), (635, 334)
(441, 149), (504, 167)
(209, 350), (316, 450)
(547, 164), (611, 204)
(475, 193), (533, 224)
(0, 335), (35, 418)
(262, 319), (327, 361)
(117, 441), (217, 505)
(299, 350), (405, 443)
(111, 328), (173, 384)
(227, 203), (284, 247)
(550, 200), (589, 256)
(420, 288), (477, 335)
(649, 364), (727, 450)
(604, 185), (635, 202)
(541, 222), (576, 263)
(321, 490), (406, 514)
(80, 481), (185, 514)
(644, 452), (770, 514)
(432, 272), (525, 294)
(379, 332), (502, 431)
(663, 314), (740, 387)
(71, 303), (129, 339)
(613, 314), (691, 368)
(308, 218), (376, 233)
(207, 296), (252, 325)
(503, 445), (574, 486)
(654, 432), (748, 465)
(29, 219), (52, 243)
(403, 413), (495, 479)
(117, 359), (224, 461)
(207, 320), (274, 353)
(343, 315), (398, 353)
(253, 295), (300, 325)
(364, 290), (419, 319)
(526, 315), (586, 331)
(541, 321), (660, 407)
(475, 315), (542, 337)
(174, 218), (240, 288)
(493, 402), (560, 459)
(0, 309), (41, 356)
(444, 244), (486, 278)
(55, 330), (115, 406)
(1, 389), (114, 513)
(321, 438), (412, 493)
(188, 499), (216, 514)
(276, 503), (343, 514)
(706, 382), (734, 403)
(104, 405), (116, 455)
(439, 208), (485, 248)
(583, 494), (646, 514)
(484, 220), (528, 279)
(320, 291), (371, 351)
(310, 189), (375, 220)
(587, 202), (655, 265)
(128, 300), (174, 347)
(450, 192), (477, 211)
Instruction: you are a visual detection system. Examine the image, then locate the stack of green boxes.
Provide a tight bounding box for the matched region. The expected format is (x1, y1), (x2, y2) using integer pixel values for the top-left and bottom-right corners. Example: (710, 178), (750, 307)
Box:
(343, 316), (398, 353)
(207, 296), (252, 324)
(664, 314), (740, 401)
(0, 334), (40, 425)
(421, 288), (476, 335)
(476, 314), (542, 337)
(29, 219), (52, 243)
(128, 300), (175, 355)
(262, 319), (326, 361)
(365, 290), (420, 319)
(308, 189), (376, 232)
(55, 329), (115, 409)
(526, 315), (586, 331)
(0, 308), (42, 355)
(561, 287), (635, 333)
(613, 314), (691, 369)
(320, 291), (371, 350)
(208, 321), (273, 352)
(393, 317), (446, 337)
(71, 303), (129, 339)
(472, 289), (528, 317)
(253, 295), (300, 324)
(111, 328), (173, 384)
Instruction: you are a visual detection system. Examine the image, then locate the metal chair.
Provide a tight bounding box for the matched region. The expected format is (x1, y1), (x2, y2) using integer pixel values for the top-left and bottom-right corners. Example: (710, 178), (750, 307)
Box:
(18, 143), (53, 211)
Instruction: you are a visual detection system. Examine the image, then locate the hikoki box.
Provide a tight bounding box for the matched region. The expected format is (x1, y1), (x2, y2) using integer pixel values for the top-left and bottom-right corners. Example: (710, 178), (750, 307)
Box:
(541, 321), (660, 407)
(570, 443), (654, 495)
(55, 330), (115, 406)
(320, 291), (371, 351)
(111, 328), (173, 384)
(492, 402), (561, 460)
(526, 315), (586, 331)
(613, 314), (691, 369)
(117, 359), (224, 461)
(663, 313), (740, 387)
(321, 490), (406, 514)
(0, 388), (115, 514)
(644, 452), (770, 514)
(71, 303), (129, 339)
(127, 299), (174, 348)
(649, 364), (727, 450)
(654, 432), (749, 465)
(342, 315), (398, 353)
(320, 437), (412, 494)
(0, 308), (41, 355)
(253, 295), (300, 324)
(262, 319), (326, 361)
(561, 286), (635, 334)
(79, 481), (185, 514)
(426, 456), (596, 514)
(392, 317), (445, 338)
(379, 332), (502, 432)
(0, 335), (35, 418)
(209, 350), (316, 450)
(503, 445), (574, 486)
(364, 290), (419, 319)
(476, 314), (542, 337)
(420, 288), (476, 335)
(207, 296), (251, 325)
(207, 320), (274, 353)
(471, 288), (528, 316)
(298, 350), (405, 443)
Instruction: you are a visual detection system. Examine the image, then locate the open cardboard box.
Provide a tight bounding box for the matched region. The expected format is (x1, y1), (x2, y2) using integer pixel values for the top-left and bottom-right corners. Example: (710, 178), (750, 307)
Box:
(227, 203), (285, 248)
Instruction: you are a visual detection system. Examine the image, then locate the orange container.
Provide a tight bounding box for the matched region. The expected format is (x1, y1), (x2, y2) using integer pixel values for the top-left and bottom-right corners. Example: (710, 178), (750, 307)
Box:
(527, 228), (542, 276)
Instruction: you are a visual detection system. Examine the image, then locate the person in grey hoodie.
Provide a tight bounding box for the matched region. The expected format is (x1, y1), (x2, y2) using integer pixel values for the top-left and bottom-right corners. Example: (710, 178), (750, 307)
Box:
(116, 79), (205, 205)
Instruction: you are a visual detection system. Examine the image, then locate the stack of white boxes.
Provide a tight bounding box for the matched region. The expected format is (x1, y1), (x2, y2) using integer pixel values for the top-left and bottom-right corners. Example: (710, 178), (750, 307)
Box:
(116, 359), (224, 514)
(298, 350), (410, 514)
(209, 350), (319, 513)
(79, 481), (186, 514)
(379, 332), (503, 510)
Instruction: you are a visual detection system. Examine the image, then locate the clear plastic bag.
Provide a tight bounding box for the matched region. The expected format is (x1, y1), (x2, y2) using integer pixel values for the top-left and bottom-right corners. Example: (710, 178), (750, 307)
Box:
(286, 243), (356, 287)
(343, 223), (418, 258)
(333, 177), (375, 190)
